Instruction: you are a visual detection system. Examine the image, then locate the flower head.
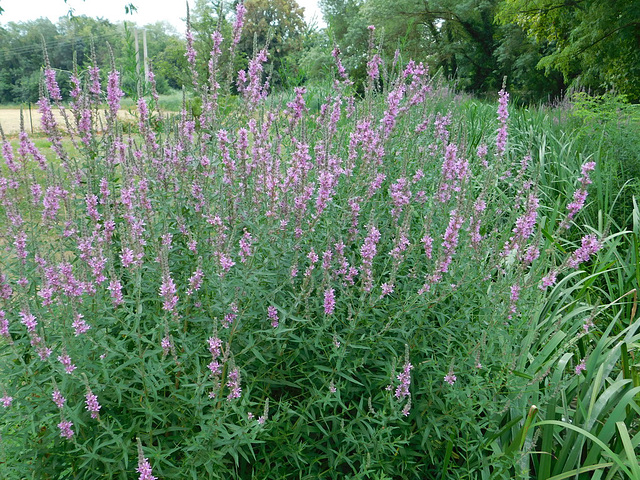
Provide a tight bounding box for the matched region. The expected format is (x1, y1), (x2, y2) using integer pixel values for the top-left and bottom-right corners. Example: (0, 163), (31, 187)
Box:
(57, 420), (74, 439)
(444, 371), (457, 386)
(137, 457), (157, 480)
(85, 389), (101, 419)
(52, 389), (66, 408)
(395, 362), (413, 400)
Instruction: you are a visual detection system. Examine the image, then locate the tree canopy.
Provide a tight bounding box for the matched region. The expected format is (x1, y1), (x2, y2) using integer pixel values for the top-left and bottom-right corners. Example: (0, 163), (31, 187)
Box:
(0, 0), (638, 103)
(497, 0), (640, 101)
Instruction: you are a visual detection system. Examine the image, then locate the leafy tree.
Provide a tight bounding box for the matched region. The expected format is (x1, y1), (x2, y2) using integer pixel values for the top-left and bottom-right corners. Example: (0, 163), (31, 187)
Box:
(151, 33), (189, 91)
(189, 0), (307, 89)
(0, 19), (59, 103)
(238, 0), (307, 87)
(494, 22), (565, 103)
(323, 0), (501, 92)
(497, 0), (640, 101)
(321, 0), (570, 101)
(189, 0), (234, 85)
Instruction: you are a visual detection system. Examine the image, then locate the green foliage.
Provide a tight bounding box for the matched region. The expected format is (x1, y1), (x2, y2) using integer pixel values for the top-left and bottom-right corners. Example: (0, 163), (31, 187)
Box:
(0, 34), (638, 480)
(568, 92), (640, 228)
(0, 15), (185, 104)
(239, 0), (307, 87)
(497, 0), (640, 102)
(320, 0), (568, 102)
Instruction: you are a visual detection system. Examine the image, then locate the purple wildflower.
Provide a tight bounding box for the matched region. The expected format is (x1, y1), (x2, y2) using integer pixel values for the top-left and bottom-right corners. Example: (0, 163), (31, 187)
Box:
(324, 288), (336, 315)
(226, 368), (242, 400)
(231, 3), (247, 47)
(267, 306), (279, 328)
(389, 178), (411, 219)
(367, 54), (382, 81)
(19, 311), (37, 333)
(222, 302), (239, 328)
(161, 336), (172, 355)
(137, 457), (157, 480)
(44, 68), (62, 101)
(186, 267), (204, 295)
(57, 420), (74, 439)
(360, 225), (381, 292)
(159, 275), (178, 313)
(85, 389), (101, 419)
(57, 354), (77, 374)
(107, 69), (124, 120)
(217, 252), (235, 275)
(539, 270), (558, 290)
(88, 65), (101, 96)
(444, 371), (457, 386)
(380, 282), (395, 298)
(567, 234), (601, 268)
(238, 229), (254, 263)
(503, 193), (539, 258)
(582, 318), (595, 333)
(52, 389), (66, 408)
(72, 314), (90, 336)
(438, 210), (465, 274)
(208, 360), (222, 376)
(0, 395), (13, 408)
(496, 88), (509, 156)
(508, 283), (520, 319)
(331, 46), (348, 79)
(108, 279), (124, 306)
(395, 362), (413, 399)
(0, 310), (9, 338)
(561, 161), (596, 229)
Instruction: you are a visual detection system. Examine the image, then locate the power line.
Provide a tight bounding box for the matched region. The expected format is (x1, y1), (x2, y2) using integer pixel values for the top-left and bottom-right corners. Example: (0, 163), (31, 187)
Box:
(0, 30), (126, 59)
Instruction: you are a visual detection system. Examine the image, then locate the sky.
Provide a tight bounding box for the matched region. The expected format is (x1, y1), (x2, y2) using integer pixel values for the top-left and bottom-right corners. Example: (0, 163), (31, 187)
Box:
(0, 0), (326, 33)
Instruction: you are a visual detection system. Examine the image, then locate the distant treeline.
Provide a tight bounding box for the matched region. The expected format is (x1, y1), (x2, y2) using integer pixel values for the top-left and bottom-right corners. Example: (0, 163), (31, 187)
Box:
(0, 0), (637, 104)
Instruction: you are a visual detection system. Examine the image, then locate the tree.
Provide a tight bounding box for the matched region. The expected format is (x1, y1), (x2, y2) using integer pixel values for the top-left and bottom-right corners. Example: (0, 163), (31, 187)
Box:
(237, 0), (307, 87)
(323, 0), (502, 92)
(149, 32), (189, 91)
(497, 0), (640, 101)
(0, 19), (60, 103)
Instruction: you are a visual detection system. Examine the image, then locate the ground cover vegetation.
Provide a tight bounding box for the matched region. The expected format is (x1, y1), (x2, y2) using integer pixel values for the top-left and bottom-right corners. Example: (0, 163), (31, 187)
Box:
(1, 1), (640, 480)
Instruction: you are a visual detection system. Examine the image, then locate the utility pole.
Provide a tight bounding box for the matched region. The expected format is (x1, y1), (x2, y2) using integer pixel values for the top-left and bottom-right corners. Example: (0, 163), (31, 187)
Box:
(134, 27), (141, 93)
(143, 29), (149, 81)
(134, 27), (141, 76)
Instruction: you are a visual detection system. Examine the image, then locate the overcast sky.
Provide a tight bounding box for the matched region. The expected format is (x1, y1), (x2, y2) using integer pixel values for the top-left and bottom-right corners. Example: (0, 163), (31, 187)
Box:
(0, 0), (326, 33)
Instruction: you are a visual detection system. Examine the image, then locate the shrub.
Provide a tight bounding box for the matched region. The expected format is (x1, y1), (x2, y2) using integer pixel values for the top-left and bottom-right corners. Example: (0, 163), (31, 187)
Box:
(0, 18), (635, 480)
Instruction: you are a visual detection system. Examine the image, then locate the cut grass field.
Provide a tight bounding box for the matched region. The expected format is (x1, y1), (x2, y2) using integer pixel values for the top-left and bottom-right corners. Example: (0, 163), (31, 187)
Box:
(0, 107), (139, 136)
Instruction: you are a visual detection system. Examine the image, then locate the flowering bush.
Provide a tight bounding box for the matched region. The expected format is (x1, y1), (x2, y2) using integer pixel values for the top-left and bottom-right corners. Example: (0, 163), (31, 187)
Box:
(0, 16), (630, 480)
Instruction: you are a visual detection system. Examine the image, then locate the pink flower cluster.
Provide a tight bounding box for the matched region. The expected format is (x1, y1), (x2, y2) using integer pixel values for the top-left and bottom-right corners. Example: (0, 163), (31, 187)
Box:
(85, 389), (101, 419)
(360, 225), (381, 292)
(57, 420), (74, 439)
(495, 88), (509, 156)
(1, 394), (13, 408)
(159, 275), (178, 313)
(395, 361), (413, 400)
(324, 288), (336, 315)
(58, 353), (77, 374)
(137, 457), (157, 480)
(267, 306), (279, 328)
(561, 161), (596, 229)
(226, 368), (242, 400)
